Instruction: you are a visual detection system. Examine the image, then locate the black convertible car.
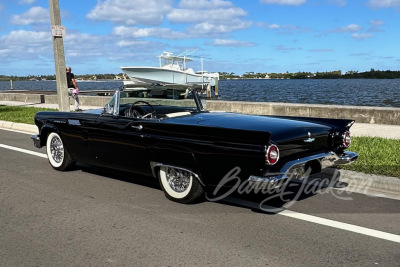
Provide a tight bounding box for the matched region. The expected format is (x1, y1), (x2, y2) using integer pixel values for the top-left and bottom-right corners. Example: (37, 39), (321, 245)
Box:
(31, 87), (358, 203)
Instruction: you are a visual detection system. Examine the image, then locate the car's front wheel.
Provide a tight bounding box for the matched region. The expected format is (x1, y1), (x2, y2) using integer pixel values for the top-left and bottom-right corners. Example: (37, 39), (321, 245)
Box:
(158, 166), (204, 204)
(46, 132), (75, 171)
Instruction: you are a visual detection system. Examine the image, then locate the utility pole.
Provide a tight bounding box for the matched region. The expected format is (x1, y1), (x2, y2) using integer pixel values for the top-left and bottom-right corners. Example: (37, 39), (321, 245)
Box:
(49, 0), (69, 111)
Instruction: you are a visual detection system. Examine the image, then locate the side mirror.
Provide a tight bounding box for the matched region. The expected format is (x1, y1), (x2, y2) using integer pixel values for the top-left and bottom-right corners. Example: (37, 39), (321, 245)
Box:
(103, 103), (113, 114)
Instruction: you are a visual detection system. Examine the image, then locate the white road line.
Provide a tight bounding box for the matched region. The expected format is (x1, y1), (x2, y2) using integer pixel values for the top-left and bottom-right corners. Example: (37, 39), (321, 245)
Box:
(227, 197), (400, 243)
(2, 143), (400, 243)
(0, 144), (47, 158)
(280, 210), (400, 243)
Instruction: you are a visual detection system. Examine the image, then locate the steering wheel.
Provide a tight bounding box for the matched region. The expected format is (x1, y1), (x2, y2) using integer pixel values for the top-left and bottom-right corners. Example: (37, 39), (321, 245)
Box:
(126, 100), (157, 118)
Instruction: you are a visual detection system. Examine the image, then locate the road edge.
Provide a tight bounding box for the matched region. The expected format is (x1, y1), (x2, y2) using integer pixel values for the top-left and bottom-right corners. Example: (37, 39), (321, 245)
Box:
(0, 120), (38, 134)
(339, 170), (400, 199)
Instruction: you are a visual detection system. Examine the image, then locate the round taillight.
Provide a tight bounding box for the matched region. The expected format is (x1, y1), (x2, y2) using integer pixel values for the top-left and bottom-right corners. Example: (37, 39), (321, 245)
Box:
(266, 144), (279, 165)
(343, 131), (351, 148)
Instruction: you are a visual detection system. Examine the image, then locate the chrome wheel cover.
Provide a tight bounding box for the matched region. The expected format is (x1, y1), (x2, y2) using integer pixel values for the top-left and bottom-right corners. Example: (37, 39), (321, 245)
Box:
(165, 167), (191, 193)
(50, 135), (64, 163)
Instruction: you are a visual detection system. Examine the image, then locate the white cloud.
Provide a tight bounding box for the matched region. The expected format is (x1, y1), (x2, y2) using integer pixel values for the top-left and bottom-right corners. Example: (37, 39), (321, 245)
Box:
(191, 20), (252, 35)
(276, 45), (302, 50)
(64, 33), (110, 58)
(259, 22), (310, 34)
(370, 20), (384, 26)
(0, 30), (49, 45)
(178, 0), (234, 9)
(88, 0), (250, 40)
(329, 24), (362, 33)
(268, 24), (281, 29)
(11, 6), (49, 25)
(260, 0), (306, 6)
(328, 0), (346, 7)
(368, 0), (400, 8)
(112, 26), (189, 39)
(351, 33), (373, 40)
(116, 40), (151, 47)
(19, 0), (36, 4)
(168, 1), (251, 36)
(87, 0), (173, 26)
(0, 30), (52, 61)
(167, 7), (247, 23)
(368, 20), (384, 32)
(212, 39), (256, 47)
(0, 29), (125, 68)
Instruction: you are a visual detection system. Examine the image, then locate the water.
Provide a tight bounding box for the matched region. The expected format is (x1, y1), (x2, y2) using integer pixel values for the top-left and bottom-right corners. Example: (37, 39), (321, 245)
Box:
(0, 80), (123, 92)
(219, 79), (400, 108)
(1, 79), (399, 107)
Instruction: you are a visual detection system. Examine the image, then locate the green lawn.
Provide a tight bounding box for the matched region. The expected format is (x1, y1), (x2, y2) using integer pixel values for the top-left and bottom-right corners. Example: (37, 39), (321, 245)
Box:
(341, 136), (400, 178)
(1, 105), (399, 178)
(0, 105), (56, 124)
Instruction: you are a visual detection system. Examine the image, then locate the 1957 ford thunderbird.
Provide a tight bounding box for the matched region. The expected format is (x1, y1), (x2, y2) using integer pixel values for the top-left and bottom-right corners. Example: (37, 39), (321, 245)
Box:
(31, 87), (358, 203)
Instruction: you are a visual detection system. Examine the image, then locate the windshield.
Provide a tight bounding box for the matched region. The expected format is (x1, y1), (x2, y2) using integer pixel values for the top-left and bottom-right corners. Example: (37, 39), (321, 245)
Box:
(104, 86), (205, 119)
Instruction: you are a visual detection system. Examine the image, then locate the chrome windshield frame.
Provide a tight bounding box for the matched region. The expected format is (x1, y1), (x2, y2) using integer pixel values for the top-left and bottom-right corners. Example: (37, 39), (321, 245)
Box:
(112, 87), (121, 116)
(105, 86), (204, 116)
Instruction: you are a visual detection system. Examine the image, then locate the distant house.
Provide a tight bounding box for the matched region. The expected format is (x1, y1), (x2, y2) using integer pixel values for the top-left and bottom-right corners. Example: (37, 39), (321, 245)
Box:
(114, 73), (128, 80)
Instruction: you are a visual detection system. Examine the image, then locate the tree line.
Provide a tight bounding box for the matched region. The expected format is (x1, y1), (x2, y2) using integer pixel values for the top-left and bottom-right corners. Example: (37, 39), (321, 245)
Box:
(219, 69), (400, 79)
(1, 69), (400, 81)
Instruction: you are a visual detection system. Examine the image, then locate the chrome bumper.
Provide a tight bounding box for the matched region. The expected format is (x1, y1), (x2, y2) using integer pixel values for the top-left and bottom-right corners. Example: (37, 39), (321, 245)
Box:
(248, 151), (358, 188)
(31, 135), (42, 148)
(332, 151), (358, 165)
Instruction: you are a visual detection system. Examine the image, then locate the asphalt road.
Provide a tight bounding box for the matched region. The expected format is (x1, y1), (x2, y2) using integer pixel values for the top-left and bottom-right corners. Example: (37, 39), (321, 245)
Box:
(0, 129), (399, 266)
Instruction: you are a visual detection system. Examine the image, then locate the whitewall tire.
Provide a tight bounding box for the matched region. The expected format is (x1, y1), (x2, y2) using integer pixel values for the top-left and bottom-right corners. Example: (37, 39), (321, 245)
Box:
(46, 132), (74, 171)
(158, 166), (204, 204)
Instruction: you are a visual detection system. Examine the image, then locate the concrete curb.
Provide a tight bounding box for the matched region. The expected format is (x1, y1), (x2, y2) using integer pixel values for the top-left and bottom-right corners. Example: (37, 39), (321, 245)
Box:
(339, 170), (400, 198)
(0, 120), (38, 134)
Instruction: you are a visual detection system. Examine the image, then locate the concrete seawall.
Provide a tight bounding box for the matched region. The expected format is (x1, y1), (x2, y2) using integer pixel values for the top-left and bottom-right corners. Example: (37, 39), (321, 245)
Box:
(1, 92), (399, 125)
(207, 100), (400, 125)
(0, 93), (110, 108)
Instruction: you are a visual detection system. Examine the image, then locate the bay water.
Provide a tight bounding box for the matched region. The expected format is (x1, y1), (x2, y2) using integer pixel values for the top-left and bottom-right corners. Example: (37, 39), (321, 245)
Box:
(0, 79), (399, 107)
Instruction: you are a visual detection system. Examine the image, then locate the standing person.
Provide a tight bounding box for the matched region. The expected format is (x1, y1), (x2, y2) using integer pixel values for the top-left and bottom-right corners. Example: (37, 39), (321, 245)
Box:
(66, 66), (80, 111)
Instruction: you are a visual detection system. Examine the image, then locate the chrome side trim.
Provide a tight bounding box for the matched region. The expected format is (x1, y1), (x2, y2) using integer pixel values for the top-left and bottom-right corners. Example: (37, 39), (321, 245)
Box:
(248, 174), (290, 189)
(150, 162), (205, 186)
(280, 152), (333, 174)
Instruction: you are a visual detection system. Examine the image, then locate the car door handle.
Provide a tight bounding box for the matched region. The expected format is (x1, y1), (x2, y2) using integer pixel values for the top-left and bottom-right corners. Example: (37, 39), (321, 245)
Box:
(131, 125), (143, 131)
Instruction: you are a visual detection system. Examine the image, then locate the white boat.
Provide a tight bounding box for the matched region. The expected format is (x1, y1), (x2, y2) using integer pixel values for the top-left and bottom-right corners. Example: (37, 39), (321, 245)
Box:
(120, 50), (219, 87)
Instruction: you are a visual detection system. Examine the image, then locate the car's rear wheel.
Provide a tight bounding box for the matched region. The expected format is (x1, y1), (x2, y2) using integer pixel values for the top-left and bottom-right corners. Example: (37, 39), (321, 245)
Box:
(46, 132), (75, 171)
(158, 166), (204, 204)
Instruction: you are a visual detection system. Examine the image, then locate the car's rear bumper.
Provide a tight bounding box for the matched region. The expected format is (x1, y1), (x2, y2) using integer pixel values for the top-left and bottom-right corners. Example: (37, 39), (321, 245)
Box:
(248, 151), (358, 188)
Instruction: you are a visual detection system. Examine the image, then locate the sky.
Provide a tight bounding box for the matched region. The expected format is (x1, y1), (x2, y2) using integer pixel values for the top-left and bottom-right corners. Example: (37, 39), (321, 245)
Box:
(0, 0), (399, 76)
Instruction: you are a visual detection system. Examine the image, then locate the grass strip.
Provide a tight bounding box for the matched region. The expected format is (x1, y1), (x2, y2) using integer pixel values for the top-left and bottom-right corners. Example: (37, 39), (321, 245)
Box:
(0, 105), (57, 124)
(341, 136), (400, 178)
(1, 105), (399, 177)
